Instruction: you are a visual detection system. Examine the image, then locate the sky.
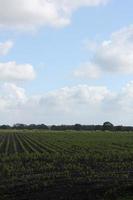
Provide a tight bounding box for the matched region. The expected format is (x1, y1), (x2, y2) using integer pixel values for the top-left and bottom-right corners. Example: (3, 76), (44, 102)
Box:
(0, 0), (133, 125)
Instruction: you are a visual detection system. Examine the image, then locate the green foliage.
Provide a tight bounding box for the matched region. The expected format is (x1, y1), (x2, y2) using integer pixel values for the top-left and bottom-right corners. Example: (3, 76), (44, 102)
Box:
(103, 121), (114, 131)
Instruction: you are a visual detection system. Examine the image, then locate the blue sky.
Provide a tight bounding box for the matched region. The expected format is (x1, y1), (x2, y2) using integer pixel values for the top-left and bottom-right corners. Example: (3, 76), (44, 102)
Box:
(0, 0), (133, 125)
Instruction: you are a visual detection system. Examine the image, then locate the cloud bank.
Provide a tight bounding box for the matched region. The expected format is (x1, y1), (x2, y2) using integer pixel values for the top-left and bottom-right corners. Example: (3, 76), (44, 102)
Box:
(0, 0), (109, 30)
(0, 82), (133, 125)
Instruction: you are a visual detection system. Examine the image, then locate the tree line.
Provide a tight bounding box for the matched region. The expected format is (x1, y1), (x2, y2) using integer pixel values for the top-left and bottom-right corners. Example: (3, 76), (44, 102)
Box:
(0, 122), (133, 131)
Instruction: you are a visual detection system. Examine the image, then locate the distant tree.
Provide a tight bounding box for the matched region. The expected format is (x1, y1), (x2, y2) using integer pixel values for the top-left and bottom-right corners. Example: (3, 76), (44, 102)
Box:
(103, 122), (114, 131)
(94, 125), (103, 131)
(74, 124), (82, 131)
(51, 125), (57, 130)
(13, 124), (27, 129)
(114, 125), (123, 131)
(28, 124), (38, 130)
(0, 125), (11, 129)
(36, 124), (49, 130)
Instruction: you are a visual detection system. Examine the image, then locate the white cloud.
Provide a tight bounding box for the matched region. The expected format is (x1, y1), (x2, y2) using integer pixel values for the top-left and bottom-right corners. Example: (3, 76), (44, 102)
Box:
(0, 61), (36, 81)
(75, 25), (133, 78)
(115, 81), (133, 113)
(3, 83), (27, 102)
(22, 82), (133, 125)
(0, 83), (123, 125)
(1, 81), (133, 125)
(0, 40), (13, 56)
(0, 83), (27, 111)
(38, 85), (111, 113)
(0, 84), (112, 124)
(74, 62), (101, 79)
(95, 26), (133, 74)
(0, 0), (109, 30)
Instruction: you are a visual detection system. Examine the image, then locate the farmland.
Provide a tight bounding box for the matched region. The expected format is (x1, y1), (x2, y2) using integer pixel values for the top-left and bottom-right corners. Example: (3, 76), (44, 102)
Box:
(0, 130), (133, 199)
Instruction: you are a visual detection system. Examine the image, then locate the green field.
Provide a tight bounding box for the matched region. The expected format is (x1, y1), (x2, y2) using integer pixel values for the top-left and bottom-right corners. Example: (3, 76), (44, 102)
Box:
(0, 130), (133, 200)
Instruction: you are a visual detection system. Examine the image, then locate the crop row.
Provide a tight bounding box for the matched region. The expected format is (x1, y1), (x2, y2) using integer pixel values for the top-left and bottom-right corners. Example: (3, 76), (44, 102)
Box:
(0, 130), (133, 199)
